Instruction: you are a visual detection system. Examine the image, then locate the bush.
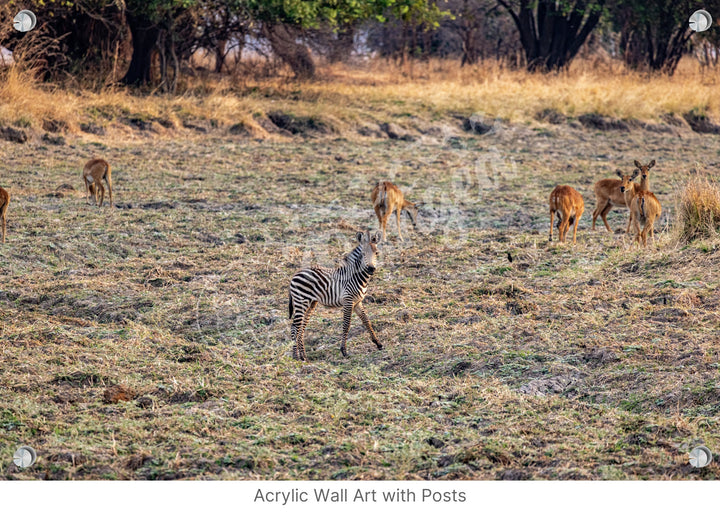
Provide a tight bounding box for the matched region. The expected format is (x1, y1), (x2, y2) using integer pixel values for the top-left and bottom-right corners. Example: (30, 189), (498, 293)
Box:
(676, 174), (720, 242)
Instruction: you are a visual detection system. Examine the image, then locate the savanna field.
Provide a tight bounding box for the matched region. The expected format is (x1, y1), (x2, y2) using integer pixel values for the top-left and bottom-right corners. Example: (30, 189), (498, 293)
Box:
(1, 61), (720, 480)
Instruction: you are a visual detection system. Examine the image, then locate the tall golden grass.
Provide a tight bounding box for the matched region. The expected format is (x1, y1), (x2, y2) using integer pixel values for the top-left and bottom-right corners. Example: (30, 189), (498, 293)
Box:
(1, 57), (720, 134)
(676, 173), (720, 242)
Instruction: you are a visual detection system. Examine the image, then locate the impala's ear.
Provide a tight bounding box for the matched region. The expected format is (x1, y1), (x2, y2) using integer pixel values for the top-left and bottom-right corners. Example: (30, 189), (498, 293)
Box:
(648, 159), (656, 169)
(630, 170), (639, 180)
(615, 170), (624, 178)
(634, 160), (642, 169)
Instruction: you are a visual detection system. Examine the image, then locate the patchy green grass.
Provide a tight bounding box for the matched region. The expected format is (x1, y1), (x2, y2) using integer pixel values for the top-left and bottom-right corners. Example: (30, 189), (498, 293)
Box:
(0, 111), (719, 480)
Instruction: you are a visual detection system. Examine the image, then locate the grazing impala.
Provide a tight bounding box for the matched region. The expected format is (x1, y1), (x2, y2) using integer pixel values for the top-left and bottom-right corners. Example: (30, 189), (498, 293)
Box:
(371, 181), (420, 242)
(0, 186), (9, 244)
(592, 160), (655, 232)
(83, 158), (113, 208)
(549, 185), (584, 244)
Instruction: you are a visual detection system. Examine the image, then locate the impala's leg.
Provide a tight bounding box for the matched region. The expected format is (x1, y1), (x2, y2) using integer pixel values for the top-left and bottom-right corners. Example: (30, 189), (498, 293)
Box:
(592, 198), (605, 230)
(633, 217), (641, 246)
(98, 183), (105, 207)
(591, 203), (599, 230)
(105, 174), (113, 208)
(564, 216), (572, 243)
(396, 207), (404, 242)
(354, 302), (382, 350)
(560, 214), (571, 243)
(650, 218), (656, 245)
(1, 205), (6, 244)
(84, 177), (90, 203)
(625, 208), (634, 235)
(339, 303), (353, 358)
(573, 209), (583, 244)
(600, 202), (613, 232)
(549, 210), (555, 242)
(381, 211), (391, 242)
(374, 205), (384, 239)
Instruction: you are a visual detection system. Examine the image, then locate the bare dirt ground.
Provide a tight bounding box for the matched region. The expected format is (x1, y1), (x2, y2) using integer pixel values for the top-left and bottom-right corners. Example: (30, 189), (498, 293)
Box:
(0, 113), (719, 480)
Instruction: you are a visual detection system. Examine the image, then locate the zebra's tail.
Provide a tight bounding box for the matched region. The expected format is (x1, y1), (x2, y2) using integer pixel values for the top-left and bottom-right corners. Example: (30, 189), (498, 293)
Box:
(288, 292), (294, 319)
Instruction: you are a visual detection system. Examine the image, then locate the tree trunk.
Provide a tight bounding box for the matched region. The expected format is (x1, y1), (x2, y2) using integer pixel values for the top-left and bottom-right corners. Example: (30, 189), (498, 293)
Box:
(122, 12), (161, 86)
(499, 0), (604, 72)
(620, 14), (692, 75)
(214, 39), (228, 73)
(327, 27), (356, 63)
(461, 27), (480, 66)
(264, 23), (315, 80)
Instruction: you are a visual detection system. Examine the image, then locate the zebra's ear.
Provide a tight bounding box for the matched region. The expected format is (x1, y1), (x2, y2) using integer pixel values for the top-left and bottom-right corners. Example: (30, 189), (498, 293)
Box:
(371, 231), (382, 244)
(357, 231), (365, 243)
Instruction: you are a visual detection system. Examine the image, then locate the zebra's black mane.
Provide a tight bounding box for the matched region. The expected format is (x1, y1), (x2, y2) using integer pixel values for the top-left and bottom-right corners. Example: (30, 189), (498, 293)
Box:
(338, 245), (363, 270)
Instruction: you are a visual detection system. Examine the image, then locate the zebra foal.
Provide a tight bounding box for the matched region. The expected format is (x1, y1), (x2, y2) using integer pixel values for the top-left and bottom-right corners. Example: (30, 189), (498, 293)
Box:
(288, 230), (383, 361)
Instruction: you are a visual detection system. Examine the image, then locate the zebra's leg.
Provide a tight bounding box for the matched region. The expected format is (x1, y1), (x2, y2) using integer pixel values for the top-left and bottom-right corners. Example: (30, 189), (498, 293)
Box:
(291, 299), (310, 360)
(297, 301), (317, 361)
(339, 303), (353, 358)
(354, 302), (382, 350)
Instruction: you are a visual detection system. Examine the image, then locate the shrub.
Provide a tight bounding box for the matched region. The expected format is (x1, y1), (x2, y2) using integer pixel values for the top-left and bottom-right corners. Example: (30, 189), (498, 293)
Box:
(676, 174), (720, 242)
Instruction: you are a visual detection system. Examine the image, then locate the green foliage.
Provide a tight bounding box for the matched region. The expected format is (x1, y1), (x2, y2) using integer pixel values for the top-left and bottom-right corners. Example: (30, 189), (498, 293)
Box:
(244, 0), (445, 29)
(125, 0), (197, 22)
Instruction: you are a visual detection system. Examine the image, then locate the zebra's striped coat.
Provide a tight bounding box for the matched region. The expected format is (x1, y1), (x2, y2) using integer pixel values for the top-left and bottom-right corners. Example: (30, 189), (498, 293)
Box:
(288, 231), (383, 361)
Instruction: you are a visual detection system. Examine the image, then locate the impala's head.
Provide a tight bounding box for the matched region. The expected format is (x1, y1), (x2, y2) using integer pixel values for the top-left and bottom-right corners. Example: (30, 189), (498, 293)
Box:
(633, 159), (655, 182)
(617, 169), (639, 194)
(356, 230), (382, 272)
(403, 201), (423, 229)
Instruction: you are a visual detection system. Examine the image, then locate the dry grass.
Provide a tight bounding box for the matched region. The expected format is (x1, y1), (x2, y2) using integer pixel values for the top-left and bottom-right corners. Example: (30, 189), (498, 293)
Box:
(2, 58), (720, 137)
(1, 64), (720, 480)
(676, 174), (720, 242)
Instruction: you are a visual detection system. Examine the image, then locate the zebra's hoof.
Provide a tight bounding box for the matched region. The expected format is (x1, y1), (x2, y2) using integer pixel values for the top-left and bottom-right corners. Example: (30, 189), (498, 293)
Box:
(376, 343), (383, 350)
(340, 348), (348, 358)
